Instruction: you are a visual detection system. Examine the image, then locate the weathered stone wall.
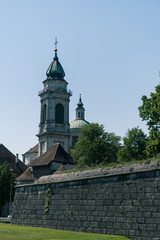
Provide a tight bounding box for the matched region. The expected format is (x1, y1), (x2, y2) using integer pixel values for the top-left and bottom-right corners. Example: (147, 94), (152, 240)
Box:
(11, 161), (160, 240)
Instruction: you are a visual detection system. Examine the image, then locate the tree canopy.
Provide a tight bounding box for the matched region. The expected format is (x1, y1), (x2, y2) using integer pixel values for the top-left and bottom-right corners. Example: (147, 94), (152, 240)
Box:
(72, 123), (121, 168)
(118, 127), (147, 162)
(138, 84), (160, 156)
(139, 84), (160, 131)
(0, 162), (15, 215)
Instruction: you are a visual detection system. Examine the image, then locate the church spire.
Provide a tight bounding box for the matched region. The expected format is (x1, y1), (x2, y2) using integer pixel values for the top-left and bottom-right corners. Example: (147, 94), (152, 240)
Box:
(76, 94), (85, 120)
(54, 37), (58, 50)
(46, 38), (65, 80)
(77, 94), (83, 108)
(53, 37), (58, 60)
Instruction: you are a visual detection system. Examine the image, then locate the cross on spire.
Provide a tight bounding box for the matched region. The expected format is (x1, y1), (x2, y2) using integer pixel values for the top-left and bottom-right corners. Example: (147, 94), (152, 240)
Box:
(54, 37), (58, 50)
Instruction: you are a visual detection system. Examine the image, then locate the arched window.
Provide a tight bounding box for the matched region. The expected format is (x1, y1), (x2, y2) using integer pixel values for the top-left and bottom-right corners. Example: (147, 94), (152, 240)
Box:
(81, 112), (84, 119)
(55, 103), (64, 124)
(42, 104), (47, 123)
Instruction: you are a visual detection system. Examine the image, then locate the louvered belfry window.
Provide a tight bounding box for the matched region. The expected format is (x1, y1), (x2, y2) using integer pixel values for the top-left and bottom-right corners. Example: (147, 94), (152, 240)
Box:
(55, 103), (64, 124)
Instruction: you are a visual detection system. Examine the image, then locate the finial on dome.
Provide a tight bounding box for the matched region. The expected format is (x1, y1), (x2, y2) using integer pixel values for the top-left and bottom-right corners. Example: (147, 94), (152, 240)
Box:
(77, 94), (83, 108)
(54, 37), (58, 52)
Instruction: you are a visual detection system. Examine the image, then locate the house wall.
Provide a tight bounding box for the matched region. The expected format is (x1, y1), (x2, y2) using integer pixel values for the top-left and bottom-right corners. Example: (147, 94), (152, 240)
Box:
(24, 152), (38, 165)
(32, 166), (52, 179)
(50, 162), (74, 171)
(32, 163), (74, 179)
(11, 161), (160, 240)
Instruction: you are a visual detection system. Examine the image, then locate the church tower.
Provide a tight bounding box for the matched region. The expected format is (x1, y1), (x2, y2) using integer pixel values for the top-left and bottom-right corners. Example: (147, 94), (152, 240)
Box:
(37, 40), (72, 155)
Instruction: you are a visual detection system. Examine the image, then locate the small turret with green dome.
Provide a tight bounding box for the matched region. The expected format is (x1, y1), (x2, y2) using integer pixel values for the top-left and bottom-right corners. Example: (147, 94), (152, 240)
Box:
(76, 94), (84, 120)
(70, 95), (90, 147)
(70, 95), (90, 132)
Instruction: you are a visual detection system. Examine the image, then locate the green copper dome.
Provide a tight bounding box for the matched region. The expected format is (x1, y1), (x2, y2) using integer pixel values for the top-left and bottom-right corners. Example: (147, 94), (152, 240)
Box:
(70, 119), (90, 132)
(46, 50), (65, 80)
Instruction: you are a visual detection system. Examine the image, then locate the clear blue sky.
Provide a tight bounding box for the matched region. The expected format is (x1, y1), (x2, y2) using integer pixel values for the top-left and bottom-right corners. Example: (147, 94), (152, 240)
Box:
(0, 0), (160, 159)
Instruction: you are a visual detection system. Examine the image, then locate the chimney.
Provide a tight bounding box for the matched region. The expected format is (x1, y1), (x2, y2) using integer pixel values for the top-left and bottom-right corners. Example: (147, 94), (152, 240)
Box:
(22, 154), (25, 164)
(15, 153), (19, 163)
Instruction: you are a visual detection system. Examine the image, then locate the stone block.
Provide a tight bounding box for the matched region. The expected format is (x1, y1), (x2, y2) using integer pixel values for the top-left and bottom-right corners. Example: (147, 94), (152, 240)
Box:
(100, 228), (107, 234)
(147, 224), (156, 231)
(137, 218), (145, 224)
(89, 222), (99, 228)
(93, 228), (100, 233)
(138, 224), (147, 230)
(104, 200), (113, 206)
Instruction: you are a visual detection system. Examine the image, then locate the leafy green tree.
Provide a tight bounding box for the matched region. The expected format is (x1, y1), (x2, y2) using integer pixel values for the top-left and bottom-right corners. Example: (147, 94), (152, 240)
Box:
(0, 162), (15, 215)
(72, 123), (121, 168)
(118, 127), (147, 162)
(145, 130), (160, 157)
(138, 84), (160, 156)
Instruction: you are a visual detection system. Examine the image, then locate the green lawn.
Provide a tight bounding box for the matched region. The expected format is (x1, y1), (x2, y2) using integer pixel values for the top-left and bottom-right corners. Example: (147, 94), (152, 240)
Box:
(0, 223), (130, 240)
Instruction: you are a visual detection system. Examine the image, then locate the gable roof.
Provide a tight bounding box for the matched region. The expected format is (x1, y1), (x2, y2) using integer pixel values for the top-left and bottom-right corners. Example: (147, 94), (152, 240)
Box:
(0, 144), (27, 177)
(53, 165), (67, 174)
(16, 168), (34, 181)
(30, 143), (73, 167)
(24, 144), (38, 154)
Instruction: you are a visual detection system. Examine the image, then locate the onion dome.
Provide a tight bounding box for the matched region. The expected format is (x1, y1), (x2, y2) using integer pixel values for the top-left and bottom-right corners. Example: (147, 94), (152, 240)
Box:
(46, 49), (65, 80)
(76, 94), (84, 109)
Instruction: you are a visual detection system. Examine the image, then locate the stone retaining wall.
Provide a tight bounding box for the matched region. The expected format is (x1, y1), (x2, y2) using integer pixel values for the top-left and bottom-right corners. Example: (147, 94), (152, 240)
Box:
(11, 160), (160, 240)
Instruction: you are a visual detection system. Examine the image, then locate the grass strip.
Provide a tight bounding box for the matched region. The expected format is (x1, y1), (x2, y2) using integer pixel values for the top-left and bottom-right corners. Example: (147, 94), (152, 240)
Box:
(0, 223), (130, 240)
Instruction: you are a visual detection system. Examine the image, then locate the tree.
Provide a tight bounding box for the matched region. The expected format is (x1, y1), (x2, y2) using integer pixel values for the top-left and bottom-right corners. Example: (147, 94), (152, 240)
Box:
(0, 162), (15, 216)
(72, 123), (121, 168)
(118, 127), (147, 162)
(138, 84), (160, 156)
(145, 130), (160, 157)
